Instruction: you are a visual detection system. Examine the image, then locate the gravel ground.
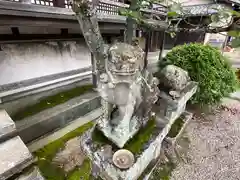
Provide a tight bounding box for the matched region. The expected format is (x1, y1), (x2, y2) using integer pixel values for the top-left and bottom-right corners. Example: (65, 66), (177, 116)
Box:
(171, 98), (240, 180)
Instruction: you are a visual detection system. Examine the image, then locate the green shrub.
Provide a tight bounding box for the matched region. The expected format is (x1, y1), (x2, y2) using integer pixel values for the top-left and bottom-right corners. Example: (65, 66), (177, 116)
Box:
(159, 43), (238, 105)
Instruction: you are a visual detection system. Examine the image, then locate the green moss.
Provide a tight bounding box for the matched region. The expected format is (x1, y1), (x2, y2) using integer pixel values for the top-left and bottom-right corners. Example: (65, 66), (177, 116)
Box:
(35, 121), (94, 160)
(37, 160), (65, 180)
(125, 118), (157, 154)
(92, 118), (157, 155)
(92, 127), (117, 150)
(34, 121), (94, 180)
(12, 85), (93, 120)
(167, 118), (184, 138)
(66, 159), (91, 180)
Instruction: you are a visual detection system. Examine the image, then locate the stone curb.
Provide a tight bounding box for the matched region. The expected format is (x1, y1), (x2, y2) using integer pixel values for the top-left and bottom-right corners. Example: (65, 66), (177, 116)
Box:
(16, 92), (101, 144)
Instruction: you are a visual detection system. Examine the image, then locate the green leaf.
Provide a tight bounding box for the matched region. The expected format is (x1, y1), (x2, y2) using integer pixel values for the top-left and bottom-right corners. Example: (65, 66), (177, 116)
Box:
(167, 11), (178, 17)
(228, 31), (240, 37)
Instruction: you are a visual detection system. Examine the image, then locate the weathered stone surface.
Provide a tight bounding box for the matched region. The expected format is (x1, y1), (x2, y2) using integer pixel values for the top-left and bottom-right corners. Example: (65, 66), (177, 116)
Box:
(0, 109), (16, 141)
(112, 149), (134, 169)
(15, 167), (44, 180)
(16, 92), (101, 144)
(156, 81), (198, 122)
(96, 43), (159, 148)
(159, 65), (190, 91)
(0, 136), (33, 180)
(81, 113), (181, 180)
(52, 137), (85, 172)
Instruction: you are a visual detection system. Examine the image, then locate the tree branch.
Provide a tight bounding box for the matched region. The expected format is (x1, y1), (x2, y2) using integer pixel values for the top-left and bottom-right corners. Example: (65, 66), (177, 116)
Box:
(72, 0), (107, 74)
(137, 16), (240, 33)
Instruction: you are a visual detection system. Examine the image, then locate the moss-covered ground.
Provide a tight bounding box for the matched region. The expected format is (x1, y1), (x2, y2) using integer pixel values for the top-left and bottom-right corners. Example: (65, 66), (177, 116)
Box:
(12, 85), (93, 121)
(34, 115), (188, 180)
(34, 121), (94, 180)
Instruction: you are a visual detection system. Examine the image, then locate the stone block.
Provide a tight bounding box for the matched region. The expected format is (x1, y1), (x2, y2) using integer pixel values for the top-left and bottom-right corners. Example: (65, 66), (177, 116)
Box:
(157, 81), (198, 121)
(96, 116), (140, 148)
(15, 167), (44, 180)
(16, 92), (101, 143)
(81, 113), (178, 180)
(0, 109), (16, 141)
(0, 136), (33, 180)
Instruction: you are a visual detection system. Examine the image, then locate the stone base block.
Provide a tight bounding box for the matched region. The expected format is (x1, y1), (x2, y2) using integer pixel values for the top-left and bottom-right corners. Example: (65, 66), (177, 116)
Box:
(0, 136), (33, 180)
(81, 113), (179, 180)
(0, 109), (16, 141)
(96, 117), (139, 148)
(156, 81), (198, 121)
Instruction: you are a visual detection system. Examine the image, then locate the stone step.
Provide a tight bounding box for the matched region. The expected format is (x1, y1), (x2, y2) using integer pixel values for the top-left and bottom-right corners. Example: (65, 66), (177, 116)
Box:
(0, 109), (16, 142)
(0, 136), (33, 180)
(15, 167), (44, 180)
(16, 92), (101, 144)
(28, 108), (102, 152)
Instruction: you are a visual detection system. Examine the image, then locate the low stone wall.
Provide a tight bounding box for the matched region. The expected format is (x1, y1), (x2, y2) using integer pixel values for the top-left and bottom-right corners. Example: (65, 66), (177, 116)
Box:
(0, 40), (91, 85)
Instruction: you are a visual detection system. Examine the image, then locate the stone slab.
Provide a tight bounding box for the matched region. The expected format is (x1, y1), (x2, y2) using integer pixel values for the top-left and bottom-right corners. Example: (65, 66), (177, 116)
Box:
(96, 116), (139, 148)
(0, 136), (33, 180)
(0, 109), (16, 141)
(81, 112), (179, 180)
(16, 92), (101, 144)
(15, 167), (44, 180)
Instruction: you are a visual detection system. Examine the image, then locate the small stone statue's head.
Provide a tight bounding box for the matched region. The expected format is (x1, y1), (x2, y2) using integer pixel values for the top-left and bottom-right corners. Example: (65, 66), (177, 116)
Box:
(108, 43), (144, 75)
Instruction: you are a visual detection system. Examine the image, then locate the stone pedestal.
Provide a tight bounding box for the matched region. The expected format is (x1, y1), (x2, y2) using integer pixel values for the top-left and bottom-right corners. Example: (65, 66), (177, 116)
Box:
(155, 81), (198, 122)
(96, 116), (140, 148)
(81, 109), (184, 180)
(80, 81), (198, 180)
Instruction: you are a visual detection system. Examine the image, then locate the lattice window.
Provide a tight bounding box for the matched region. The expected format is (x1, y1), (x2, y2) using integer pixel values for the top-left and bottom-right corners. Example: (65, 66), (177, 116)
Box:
(6, 0), (20, 2)
(65, 0), (72, 8)
(98, 2), (119, 15)
(32, 0), (53, 6)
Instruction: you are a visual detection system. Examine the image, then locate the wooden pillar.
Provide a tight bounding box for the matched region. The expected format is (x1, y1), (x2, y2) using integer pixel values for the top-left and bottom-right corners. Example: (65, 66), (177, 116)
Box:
(19, 0), (31, 4)
(152, 31), (158, 51)
(120, 29), (125, 42)
(144, 31), (151, 69)
(53, 0), (65, 7)
(158, 31), (165, 61)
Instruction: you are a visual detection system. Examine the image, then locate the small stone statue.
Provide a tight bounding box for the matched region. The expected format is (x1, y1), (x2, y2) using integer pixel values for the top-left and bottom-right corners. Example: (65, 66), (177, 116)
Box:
(159, 65), (190, 99)
(96, 42), (159, 148)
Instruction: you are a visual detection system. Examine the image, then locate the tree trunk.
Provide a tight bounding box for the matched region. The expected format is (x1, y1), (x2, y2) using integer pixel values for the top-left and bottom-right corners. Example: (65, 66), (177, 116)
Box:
(125, 0), (138, 44)
(73, 0), (107, 74)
